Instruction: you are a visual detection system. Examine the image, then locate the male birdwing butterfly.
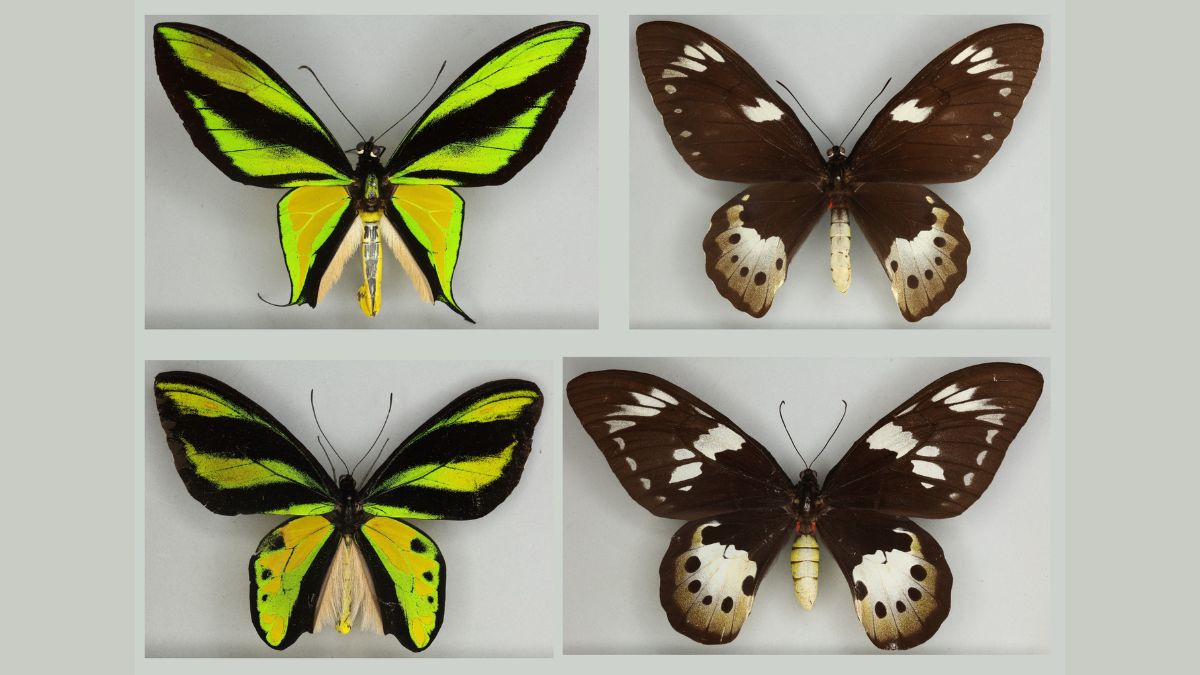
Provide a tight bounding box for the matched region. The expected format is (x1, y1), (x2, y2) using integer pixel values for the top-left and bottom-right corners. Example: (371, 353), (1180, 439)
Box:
(147, 364), (547, 654)
(567, 362), (1044, 650)
(635, 20), (1044, 322)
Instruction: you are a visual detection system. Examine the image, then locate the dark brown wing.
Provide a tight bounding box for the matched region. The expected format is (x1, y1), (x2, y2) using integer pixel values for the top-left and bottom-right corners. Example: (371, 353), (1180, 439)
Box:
(635, 21), (825, 183)
(847, 24), (1044, 184)
(850, 183), (970, 322)
(704, 182), (826, 317)
(659, 510), (793, 644)
(566, 370), (795, 520)
(822, 362), (1044, 518)
(819, 509), (951, 650)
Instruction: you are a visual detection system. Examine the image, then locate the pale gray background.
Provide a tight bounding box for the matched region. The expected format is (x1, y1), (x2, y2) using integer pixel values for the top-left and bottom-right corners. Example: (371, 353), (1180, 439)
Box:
(630, 16), (1052, 329)
(145, 15), (598, 329)
(144, 360), (556, 657)
(563, 357), (1051, 654)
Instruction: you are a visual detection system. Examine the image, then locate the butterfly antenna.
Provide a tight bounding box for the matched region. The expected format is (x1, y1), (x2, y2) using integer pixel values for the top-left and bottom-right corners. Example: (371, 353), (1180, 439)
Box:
(810, 400), (848, 467)
(778, 400), (810, 468)
(310, 389), (351, 476)
(351, 392), (394, 478)
(839, 77), (892, 147)
(776, 80), (834, 148)
(299, 65), (366, 143)
(375, 60), (447, 143)
(363, 436), (391, 480)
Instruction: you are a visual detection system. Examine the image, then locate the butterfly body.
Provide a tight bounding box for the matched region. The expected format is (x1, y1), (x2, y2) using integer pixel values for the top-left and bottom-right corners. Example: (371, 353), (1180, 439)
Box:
(568, 363), (1043, 649)
(636, 21), (1043, 321)
(154, 21), (590, 320)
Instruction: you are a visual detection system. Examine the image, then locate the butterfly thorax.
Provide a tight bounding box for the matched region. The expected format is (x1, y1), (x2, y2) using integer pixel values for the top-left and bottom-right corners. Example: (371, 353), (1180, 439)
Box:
(332, 474), (367, 530)
(790, 468), (825, 610)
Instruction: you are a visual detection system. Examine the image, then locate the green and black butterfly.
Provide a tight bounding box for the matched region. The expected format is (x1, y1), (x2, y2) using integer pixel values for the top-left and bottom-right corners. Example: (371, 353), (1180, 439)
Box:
(153, 371), (543, 651)
(153, 21), (590, 319)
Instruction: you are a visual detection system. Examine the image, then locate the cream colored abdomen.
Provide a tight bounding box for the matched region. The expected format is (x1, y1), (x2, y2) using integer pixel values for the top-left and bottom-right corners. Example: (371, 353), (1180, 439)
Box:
(830, 208), (851, 293)
(790, 533), (819, 609)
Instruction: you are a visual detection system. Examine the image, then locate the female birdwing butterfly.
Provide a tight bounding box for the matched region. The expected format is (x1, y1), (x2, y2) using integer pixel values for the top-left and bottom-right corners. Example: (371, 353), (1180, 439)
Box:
(567, 363), (1043, 649)
(153, 19), (589, 320)
(636, 21), (1044, 321)
(152, 370), (543, 651)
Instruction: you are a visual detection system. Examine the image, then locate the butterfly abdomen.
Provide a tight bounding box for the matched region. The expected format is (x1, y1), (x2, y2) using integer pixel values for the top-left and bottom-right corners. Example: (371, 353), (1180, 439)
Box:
(829, 207), (852, 293)
(790, 533), (820, 609)
(314, 534), (384, 636)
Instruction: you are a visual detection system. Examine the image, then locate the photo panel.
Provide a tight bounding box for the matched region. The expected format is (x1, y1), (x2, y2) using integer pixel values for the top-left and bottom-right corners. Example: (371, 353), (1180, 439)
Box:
(629, 15), (1051, 329)
(144, 359), (556, 657)
(145, 15), (598, 329)
(563, 357), (1051, 653)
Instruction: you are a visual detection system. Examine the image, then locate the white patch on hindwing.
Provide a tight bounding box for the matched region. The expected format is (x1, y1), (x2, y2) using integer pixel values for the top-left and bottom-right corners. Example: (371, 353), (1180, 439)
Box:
(672, 521), (757, 640)
(890, 98), (933, 123)
(851, 528), (940, 648)
(866, 422), (918, 457)
(740, 97), (785, 122)
(884, 202), (961, 317)
(712, 203), (787, 315)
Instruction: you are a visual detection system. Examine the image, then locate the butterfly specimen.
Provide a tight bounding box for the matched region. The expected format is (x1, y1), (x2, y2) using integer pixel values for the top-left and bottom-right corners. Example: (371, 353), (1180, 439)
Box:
(567, 363), (1043, 649)
(153, 21), (590, 319)
(636, 22), (1043, 321)
(153, 371), (543, 650)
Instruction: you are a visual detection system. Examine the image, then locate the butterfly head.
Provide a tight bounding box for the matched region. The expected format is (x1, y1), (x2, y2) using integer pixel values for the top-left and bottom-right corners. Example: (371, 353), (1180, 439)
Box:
(354, 137), (387, 163)
(825, 145), (847, 160)
(337, 473), (359, 500)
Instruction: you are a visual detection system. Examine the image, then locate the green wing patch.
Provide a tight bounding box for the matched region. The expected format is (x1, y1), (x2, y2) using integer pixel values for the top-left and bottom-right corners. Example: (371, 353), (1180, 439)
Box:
(362, 380), (543, 520)
(385, 22), (590, 187)
(358, 518), (445, 651)
(154, 22), (352, 187)
(250, 516), (337, 650)
(154, 371), (336, 515)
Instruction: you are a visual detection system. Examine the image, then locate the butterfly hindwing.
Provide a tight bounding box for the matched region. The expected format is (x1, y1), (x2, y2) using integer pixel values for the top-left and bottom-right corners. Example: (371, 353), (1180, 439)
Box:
(704, 183), (827, 317)
(850, 183), (970, 322)
(153, 23), (353, 188)
(847, 23), (1044, 184)
(385, 22), (590, 187)
(635, 21), (825, 183)
(274, 186), (360, 307)
(567, 370), (795, 520)
(660, 511), (794, 645)
(818, 509), (952, 650)
(153, 371), (336, 516)
(383, 185), (470, 320)
(822, 362), (1044, 518)
(360, 380), (543, 520)
(249, 515), (339, 650)
(356, 517), (447, 651)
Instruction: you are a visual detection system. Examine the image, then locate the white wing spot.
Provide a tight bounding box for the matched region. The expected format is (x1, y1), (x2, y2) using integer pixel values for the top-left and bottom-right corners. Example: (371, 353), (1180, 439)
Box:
(679, 130), (692, 138)
(613, 437), (625, 450)
(670, 462), (702, 483)
(949, 492), (961, 500)
(679, 485), (693, 492)
(693, 405), (712, 418)
(866, 422), (918, 457)
(691, 151), (701, 156)
(982, 133), (994, 141)
(951, 45), (977, 64)
(932, 384), (960, 403)
(976, 450), (988, 466)
(950, 398), (1002, 412)
(662, 69), (687, 79)
(967, 58), (1007, 74)
(986, 429), (999, 444)
(916, 446), (940, 458)
(605, 420), (634, 433)
(611, 404), (660, 417)
(963, 472), (976, 486)
(655, 495), (667, 503)
(698, 42), (724, 62)
(640, 477), (651, 490)
(999, 87), (1013, 96)
(632, 392), (667, 409)
(694, 424), (745, 459)
(673, 448), (696, 461)
(911, 460), (945, 480)
(650, 388), (678, 405)
(924, 195), (935, 205)
(683, 45), (704, 60)
(969, 46), (994, 62)
(977, 413), (1006, 425)
(993, 111), (1003, 117)
(990, 71), (1015, 81)
(944, 387), (978, 405)
(671, 57), (707, 72)
(624, 456), (637, 471)
(740, 97), (785, 122)
(664, 84), (677, 94)
(673, 108), (682, 114)
(890, 98), (933, 123)
(921, 482), (934, 489)
(972, 153), (982, 159)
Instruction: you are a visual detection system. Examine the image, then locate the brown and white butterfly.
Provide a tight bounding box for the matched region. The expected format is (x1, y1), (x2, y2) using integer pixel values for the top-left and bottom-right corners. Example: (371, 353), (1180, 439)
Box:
(567, 363), (1043, 649)
(636, 22), (1044, 321)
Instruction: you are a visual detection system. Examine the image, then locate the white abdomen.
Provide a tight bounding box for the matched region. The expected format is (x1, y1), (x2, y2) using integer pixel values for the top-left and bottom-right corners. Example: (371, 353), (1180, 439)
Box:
(791, 533), (819, 609)
(830, 208), (851, 293)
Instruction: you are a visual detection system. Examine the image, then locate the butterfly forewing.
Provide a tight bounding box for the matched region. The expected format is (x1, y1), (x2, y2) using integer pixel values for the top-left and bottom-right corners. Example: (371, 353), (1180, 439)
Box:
(567, 370), (795, 520)
(361, 380), (543, 520)
(153, 23), (353, 188)
(154, 371), (337, 516)
(821, 362), (1044, 518)
(660, 511), (794, 645)
(818, 509), (952, 650)
(636, 22), (825, 183)
(849, 183), (970, 322)
(704, 183), (827, 317)
(847, 23), (1044, 184)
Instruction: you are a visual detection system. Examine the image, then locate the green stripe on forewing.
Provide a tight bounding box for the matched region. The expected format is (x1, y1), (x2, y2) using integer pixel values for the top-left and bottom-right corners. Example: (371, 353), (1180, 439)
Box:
(361, 504), (441, 519)
(392, 91), (554, 183)
(375, 441), (517, 492)
(184, 92), (350, 185)
(157, 25), (334, 144)
(179, 439), (327, 492)
(157, 381), (293, 439)
(411, 26), (584, 136)
(406, 388), (540, 445)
